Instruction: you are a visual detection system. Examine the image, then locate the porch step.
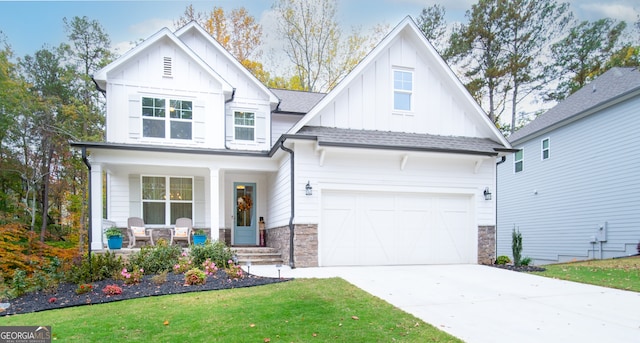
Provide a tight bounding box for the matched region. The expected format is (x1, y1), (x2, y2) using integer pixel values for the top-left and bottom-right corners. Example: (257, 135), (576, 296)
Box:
(232, 247), (284, 266)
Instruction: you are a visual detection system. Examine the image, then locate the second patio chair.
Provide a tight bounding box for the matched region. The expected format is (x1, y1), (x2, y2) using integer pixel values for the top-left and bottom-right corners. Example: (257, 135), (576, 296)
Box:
(171, 217), (192, 246)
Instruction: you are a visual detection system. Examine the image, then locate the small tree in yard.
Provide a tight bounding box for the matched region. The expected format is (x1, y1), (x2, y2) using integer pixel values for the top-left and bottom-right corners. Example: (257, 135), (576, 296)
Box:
(512, 228), (523, 266)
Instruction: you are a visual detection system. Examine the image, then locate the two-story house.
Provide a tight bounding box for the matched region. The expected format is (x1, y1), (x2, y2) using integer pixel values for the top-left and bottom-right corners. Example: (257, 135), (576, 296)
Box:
(497, 67), (640, 264)
(74, 17), (511, 267)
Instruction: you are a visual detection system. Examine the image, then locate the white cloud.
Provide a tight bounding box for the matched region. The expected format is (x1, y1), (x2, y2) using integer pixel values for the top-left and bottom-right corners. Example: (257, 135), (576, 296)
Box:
(579, 3), (640, 23)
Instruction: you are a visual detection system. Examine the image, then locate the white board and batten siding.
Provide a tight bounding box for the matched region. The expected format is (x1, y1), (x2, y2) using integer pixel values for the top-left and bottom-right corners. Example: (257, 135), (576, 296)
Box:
(293, 142), (496, 266)
(497, 96), (640, 264)
(306, 30), (487, 139)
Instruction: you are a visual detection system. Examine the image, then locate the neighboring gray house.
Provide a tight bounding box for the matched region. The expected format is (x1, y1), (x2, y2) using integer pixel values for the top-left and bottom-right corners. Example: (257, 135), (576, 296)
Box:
(497, 67), (640, 264)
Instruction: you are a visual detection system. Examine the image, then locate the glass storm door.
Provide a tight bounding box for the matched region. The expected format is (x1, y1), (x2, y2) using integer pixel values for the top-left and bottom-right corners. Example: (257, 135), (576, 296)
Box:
(234, 183), (257, 245)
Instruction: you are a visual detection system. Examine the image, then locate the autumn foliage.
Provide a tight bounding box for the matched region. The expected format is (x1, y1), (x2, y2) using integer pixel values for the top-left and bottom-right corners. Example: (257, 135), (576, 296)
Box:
(0, 223), (79, 280)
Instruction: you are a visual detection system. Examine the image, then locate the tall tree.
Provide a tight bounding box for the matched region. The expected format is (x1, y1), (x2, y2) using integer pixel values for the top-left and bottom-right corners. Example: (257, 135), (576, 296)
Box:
(175, 5), (264, 82)
(501, 0), (571, 133)
(446, 0), (508, 124)
(19, 47), (69, 239)
(416, 4), (448, 55)
(547, 19), (627, 101)
(60, 16), (113, 249)
(273, 0), (372, 92)
(0, 40), (29, 223)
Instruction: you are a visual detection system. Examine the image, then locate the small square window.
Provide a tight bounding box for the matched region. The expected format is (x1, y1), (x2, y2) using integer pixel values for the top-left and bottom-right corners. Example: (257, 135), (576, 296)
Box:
(514, 149), (523, 173)
(542, 138), (550, 160)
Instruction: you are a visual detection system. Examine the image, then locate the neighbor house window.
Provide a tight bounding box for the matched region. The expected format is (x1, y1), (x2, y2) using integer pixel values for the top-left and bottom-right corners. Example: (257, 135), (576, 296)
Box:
(514, 149), (523, 173)
(393, 69), (413, 111)
(142, 97), (192, 139)
(142, 176), (193, 225)
(234, 111), (255, 141)
(541, 138), (550, 160)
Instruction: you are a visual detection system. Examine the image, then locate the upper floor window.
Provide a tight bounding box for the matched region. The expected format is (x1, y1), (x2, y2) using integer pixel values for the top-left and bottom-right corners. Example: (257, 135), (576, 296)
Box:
(142, 176), (193, 225)
(541, 138), (550, 160)
(142, 97), (192, 140)
(234, 111), (255, 141)
(514, 149), (523, 173)
(393, 69), (413, 111)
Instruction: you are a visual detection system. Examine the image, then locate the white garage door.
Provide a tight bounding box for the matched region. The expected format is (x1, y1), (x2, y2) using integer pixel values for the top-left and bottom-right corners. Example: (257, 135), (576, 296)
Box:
(320, 191), (475, 266)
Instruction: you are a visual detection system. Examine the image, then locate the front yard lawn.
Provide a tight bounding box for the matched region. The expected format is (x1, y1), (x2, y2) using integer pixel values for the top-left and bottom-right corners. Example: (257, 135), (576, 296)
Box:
(0, 278), (461, 342)
(530, 256), (640, 292)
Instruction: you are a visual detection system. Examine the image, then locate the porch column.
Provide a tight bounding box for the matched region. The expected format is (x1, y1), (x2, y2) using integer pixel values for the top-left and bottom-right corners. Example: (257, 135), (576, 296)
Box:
(209, 167), (220, 242)
(90, 163), (103, 251)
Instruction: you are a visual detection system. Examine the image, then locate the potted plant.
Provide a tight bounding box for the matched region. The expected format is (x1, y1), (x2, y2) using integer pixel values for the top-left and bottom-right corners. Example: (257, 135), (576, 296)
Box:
(105, 227), (123, 249)
(192, 229), (207, 246)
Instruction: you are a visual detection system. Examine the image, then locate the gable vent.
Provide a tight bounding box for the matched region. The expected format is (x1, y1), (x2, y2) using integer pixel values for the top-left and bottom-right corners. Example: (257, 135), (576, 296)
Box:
(163, 57), (172, 77)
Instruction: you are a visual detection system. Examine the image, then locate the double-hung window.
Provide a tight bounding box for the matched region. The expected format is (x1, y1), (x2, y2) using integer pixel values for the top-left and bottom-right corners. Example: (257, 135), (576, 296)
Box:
(142, 176), (193, 225)
(142, 97), (192, 140)
(514, 149), (524, 173)
(541, 138), (550, 160)
(393, 69), (413, 111)
(234, 111), (255, 141)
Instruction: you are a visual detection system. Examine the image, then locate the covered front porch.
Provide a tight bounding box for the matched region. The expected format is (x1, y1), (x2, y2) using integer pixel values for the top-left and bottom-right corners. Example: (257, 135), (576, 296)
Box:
(80, 144), (282, 252)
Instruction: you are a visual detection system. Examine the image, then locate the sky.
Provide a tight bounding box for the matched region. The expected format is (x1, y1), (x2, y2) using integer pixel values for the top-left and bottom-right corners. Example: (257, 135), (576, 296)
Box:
(1, 0), (639, 63)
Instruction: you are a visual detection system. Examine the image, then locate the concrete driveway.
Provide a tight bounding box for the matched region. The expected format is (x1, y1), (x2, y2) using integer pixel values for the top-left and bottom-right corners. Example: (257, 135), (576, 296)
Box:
(248, 264), (640, 343)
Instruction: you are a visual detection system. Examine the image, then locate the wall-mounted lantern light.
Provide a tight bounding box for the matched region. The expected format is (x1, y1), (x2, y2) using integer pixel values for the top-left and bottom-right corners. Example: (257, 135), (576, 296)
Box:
(483, 187), (492, 201)
(305, 181), (313, 196)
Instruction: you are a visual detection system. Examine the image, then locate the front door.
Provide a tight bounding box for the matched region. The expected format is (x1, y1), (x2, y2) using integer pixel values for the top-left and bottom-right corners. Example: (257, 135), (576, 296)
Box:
(233, 182), (256, 245)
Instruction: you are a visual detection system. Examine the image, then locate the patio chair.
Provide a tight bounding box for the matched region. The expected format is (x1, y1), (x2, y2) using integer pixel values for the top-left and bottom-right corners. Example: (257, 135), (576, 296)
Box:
(127, 217), (154, 248)
(171, 217), (192, 245)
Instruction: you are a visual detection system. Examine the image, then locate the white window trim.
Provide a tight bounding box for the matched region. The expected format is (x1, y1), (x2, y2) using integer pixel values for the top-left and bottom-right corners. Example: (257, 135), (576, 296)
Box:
(514, 148), (524, 173)
(232, 110), (257, 142)
(541, 137), (550, 160)
(141, 175), (194, 227)
(141, 95), (193, 141)
(392, 68), (414, 113)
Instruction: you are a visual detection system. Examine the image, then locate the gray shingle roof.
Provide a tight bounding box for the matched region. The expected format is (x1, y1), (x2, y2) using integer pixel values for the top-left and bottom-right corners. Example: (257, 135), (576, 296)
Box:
(509, 67), (640, 143)
(297, 126), (505, 156)
(270, 88), (325, 114)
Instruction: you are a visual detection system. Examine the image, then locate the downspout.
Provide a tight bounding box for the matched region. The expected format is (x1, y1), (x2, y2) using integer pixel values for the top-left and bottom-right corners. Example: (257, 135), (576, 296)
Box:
(224, 88), (237, 150)
(495, 156), (507, 262)
(278, 139), (296, 269)
(81, 147), (93, 271)
(91, 76), (106, 97)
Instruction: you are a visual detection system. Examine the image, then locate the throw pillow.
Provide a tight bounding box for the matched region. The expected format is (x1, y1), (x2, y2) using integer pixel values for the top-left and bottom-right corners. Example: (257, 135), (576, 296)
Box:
(174, 227), (188, 237)
(131, 226), (146, 237)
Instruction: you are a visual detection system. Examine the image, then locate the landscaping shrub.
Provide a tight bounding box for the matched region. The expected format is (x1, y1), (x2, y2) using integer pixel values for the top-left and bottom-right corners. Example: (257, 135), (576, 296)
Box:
(75, 283), (93, 295)
(151, 270), (168, 285)
(67, 252), (124, 284)
(520, 257), (532, 266)
(29, 257), (64, 294)
(102, 284), (122, 296)
(496, 255), (511, 265)
(225, 260), (244, 279)
(121, 267), (144, 285)
(184, 268), (206, 285)
(190, 241), (233, 267)
(512, 228), (523, 266)
(127, 239), (182, 274)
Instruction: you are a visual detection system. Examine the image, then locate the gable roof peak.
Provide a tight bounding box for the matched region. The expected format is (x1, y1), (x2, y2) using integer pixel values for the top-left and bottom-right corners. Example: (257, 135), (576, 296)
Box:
(92, 24), (233, 95)
(174, 21), (279, 104)
(286, 15), (510, 149)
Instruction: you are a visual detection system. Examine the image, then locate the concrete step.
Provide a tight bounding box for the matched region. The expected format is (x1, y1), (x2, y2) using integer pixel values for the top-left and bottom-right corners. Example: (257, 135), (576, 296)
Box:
(233, 247), (283, 265)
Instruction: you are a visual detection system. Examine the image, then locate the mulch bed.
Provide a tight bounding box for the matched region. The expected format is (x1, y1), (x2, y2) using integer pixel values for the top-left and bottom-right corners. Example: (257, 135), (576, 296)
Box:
(491, 264), (546, 272)
(0, 272), (290, 316)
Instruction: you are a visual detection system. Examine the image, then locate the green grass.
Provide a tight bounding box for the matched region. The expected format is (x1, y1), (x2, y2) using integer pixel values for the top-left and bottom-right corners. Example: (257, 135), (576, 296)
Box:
(0, 278), (461, 342)
(531, 256), (640, 292)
